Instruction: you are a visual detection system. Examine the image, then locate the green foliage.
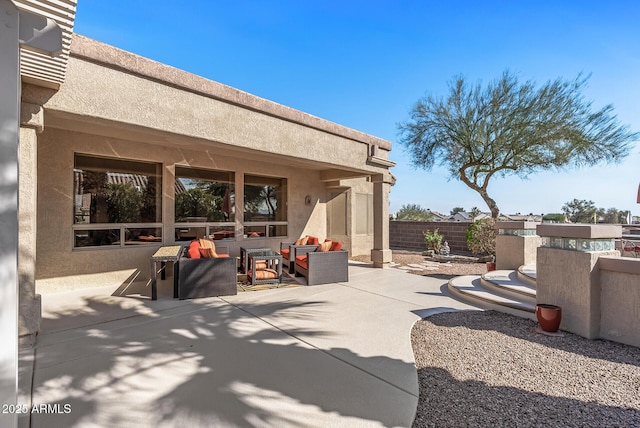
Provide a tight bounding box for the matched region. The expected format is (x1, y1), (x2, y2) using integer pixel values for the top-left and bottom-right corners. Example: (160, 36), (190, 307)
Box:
(562, 200), (631, 224)
(395, 204), (434, 221)
(450, 207), (465, 215)
(175, 188), (223, 221)
(423, 228), (444, 253)
(399, 70), (637, 219)
(562, 199), (597, 223)
(244, 185), (278, 221)
(104, 183), (143, 223)
(466, 218), (497, 256)
(601, 208), (630, 224)
(469, 206), (482, 221)
(542, 213), (566, 223)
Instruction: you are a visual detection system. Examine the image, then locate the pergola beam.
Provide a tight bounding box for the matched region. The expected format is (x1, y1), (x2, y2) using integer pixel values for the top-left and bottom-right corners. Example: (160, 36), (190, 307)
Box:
(0, 2), (61, 427)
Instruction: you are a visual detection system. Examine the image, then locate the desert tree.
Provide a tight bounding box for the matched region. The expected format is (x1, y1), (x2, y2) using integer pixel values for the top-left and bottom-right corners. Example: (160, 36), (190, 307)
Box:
(395, 203), (434, 221)
(562, 199), (598, 223)
(398, 71), (638, 218)
(450, 207), (465, 215)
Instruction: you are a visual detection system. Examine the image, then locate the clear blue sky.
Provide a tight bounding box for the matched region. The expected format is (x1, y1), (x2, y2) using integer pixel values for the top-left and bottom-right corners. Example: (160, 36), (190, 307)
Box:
(74, 0), (640, 217)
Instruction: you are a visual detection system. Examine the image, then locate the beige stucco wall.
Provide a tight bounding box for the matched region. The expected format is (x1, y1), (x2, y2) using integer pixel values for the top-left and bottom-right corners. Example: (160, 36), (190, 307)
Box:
(19, 124), (41, 340)
(35, 127), (335, 291)
(28, 35), (392, 292)
(536, 248), (618, 339)
(39, 55), (389, 175)
(496, 235), (540, 270)
(598, 257), (640, 348)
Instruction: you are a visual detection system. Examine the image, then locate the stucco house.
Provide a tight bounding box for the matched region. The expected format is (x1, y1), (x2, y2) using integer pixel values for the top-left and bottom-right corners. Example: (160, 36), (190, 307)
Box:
(13, 0), (395, 342)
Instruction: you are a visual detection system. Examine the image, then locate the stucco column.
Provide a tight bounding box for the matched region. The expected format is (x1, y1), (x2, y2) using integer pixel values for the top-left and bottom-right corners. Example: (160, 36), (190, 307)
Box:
(18, 103), (45, 345)
(163, 163), (175, 244)
(536, 224), (621, 339)
(370, 173), (393, 268)
(495, 221), (540, 270)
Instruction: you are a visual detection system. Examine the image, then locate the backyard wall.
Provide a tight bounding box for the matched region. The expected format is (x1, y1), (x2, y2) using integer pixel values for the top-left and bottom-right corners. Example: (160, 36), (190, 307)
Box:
(598, 256), (640, 348)
(389, 221), (472, 254)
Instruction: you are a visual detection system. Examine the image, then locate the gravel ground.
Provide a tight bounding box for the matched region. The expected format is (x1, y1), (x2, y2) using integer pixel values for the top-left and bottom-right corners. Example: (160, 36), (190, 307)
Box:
(351, 250), (487, 277)
(411, 311), (640, 427)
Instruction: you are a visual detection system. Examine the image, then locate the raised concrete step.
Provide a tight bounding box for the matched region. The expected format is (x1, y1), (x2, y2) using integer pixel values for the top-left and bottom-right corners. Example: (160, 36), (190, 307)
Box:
(481, 270), (536, 304)
(517, 264), (537, 287)
(448, 275), (536, 320)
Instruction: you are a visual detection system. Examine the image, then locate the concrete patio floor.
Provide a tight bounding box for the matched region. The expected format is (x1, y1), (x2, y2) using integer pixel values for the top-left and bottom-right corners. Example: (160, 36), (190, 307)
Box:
(19, 262), (478, 428)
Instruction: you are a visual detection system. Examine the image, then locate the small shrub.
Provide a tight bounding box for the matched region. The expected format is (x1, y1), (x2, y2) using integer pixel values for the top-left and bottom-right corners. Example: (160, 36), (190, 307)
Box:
(466, 218), (497, 256)
(423, 228), (444, 253)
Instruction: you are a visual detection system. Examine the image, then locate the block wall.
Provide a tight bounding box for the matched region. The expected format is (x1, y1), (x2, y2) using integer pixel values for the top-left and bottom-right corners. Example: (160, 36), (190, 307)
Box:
(389, 221), (472, 254)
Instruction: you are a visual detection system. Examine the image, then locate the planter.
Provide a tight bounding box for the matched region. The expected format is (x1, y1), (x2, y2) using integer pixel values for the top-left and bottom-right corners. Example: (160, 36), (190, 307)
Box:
(486, 261), (496, 271)
(536, 304), (562, 332)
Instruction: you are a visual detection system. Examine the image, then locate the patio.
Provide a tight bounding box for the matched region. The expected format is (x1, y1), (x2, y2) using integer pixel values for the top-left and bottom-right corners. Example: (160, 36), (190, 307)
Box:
(19, 263), (476, 427)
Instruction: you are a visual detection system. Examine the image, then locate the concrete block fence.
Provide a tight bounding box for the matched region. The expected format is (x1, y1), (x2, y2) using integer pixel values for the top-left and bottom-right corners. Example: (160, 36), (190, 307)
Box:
(389, 221), (472, 254)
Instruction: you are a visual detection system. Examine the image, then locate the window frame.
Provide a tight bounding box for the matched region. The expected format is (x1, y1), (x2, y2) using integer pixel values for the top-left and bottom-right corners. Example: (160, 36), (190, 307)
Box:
(72, 154), (163, 249)
(174, 166), (236, 242)
(243, 173), (288, 239)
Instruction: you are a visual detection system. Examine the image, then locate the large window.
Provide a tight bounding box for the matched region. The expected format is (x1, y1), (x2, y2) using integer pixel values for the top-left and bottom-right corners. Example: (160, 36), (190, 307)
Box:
(73, 154), (162, 248)
(175, 167), (235, 241)
(244, 174), (287, 238)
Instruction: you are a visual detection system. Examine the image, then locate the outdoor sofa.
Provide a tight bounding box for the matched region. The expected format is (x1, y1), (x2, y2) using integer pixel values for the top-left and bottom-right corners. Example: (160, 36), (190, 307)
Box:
(177, 240), (237, 299)
(293, 240), (348, 285)
(279, 235), (320, 273)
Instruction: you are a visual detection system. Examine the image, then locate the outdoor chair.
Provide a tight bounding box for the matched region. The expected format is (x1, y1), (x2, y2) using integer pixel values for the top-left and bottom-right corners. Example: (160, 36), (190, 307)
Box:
(294, 240), (348, 285)
(177, 239), (237, 299)
(280, 235), (320, 273)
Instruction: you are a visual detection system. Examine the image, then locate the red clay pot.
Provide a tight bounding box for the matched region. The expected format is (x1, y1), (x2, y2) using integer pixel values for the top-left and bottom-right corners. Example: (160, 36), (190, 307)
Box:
(486, 261), (496, 271)
(536, 304), (562, 332)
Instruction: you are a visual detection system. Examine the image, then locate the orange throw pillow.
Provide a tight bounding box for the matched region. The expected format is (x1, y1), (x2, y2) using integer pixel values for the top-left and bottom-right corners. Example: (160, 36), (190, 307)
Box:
(252, 260), (268, 270)
(248, 269), (279, 281)
(188, 240), (201, 258)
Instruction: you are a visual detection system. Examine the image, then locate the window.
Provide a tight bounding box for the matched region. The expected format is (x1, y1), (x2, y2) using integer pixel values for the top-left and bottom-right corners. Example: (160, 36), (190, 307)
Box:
(327, 191), (347, 236)
(175, 167), (235, 241)
(355, 193), (373, 235)
(244, 174), (287, 238)
(73, 154), (162, 248)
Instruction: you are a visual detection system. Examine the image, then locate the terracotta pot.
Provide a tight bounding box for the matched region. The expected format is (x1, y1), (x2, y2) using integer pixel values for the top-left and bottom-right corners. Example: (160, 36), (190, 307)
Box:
(536, 304), (562, 332)
(486, 261), (496, 271)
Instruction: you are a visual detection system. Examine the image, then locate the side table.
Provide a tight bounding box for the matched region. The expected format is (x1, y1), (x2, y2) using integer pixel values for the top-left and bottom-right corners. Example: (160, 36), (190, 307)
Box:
(247, 249), (282, 285)
(150, 245), (183, 300)
(240, 246), (272, 273)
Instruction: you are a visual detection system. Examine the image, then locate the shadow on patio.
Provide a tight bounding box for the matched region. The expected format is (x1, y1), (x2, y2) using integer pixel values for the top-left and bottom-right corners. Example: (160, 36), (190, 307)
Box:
(28, 295), (417, 427)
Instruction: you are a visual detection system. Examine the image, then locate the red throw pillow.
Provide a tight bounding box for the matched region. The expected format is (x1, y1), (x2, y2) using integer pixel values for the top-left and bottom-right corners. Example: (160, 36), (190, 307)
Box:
(330, 241), (343, 251)
(308, 236), (319, 245)
(187, 240), (201, 258)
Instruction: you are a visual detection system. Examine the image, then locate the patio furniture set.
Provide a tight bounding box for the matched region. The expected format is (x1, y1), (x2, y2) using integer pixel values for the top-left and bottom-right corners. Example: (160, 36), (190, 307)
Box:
(150, 235), (349, 300)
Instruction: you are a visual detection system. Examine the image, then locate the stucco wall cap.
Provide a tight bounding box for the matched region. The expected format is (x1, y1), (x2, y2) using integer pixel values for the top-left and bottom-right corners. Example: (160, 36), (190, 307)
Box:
(69, 34), (392, 152)
(599, 256), (640, 275)
(537, 224), (622, 239)
(496, 221), (539, 229)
